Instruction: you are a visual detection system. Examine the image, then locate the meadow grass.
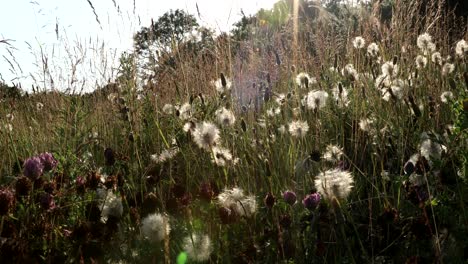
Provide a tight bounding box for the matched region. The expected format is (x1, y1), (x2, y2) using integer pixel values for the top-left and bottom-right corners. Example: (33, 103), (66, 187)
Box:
(0, 0), (467, 263)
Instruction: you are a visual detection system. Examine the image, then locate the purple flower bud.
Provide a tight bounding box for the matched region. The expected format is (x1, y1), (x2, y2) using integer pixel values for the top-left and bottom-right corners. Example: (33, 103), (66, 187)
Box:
(23, 157), (44, 180)
(302, 193), (321, 210)
(283, 191), (297, 205)
(40, 193), (56, 211)
(39, 152), (58, 171)
(0, 188), (15, 215)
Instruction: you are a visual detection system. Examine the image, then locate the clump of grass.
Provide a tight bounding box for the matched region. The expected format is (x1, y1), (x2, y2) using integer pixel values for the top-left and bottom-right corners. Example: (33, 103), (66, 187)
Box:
(0, 0), (467, 263)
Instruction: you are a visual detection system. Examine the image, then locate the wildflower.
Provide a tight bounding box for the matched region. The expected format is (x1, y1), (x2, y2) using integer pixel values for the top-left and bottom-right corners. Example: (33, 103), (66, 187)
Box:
(305, 90), (329, 110)
(212, 76), (232, 93)
(442, 63), (455, 75)
(331, 84), (350, 108)
(98, 189), (123, 221)
(455, 39), (468, 58)
(359, 118), (375, 133)
(440, 91), (454, 103)
(23, 157), (44, 180)
(314, 168), (354, 200)
(283, 191), (297, 205)
(215, 107), (236, 127)
(178, 103), (192, 120)
(36, 102), (44, 111)
(415, 55), (427, 69)
(39, 152), (58, 171)
(381, 85), (404, 101)
(162, 104), (174, 114)
(431, 52), (442, 65)
(322, 145), (344, 162)
(0, 188), (15, 215)
(183, 121), (196, 133)
(420, 139), (445, 161)
(151, 147), (180, 163)
(217, 187), (257, 217)
(381, 61), (398, 77)
(193, 122), (220, 150)
(183, 234), (213, 262)
(417, 33), (436, 54)
(375, 74), (391, 88)
(295, 72), (316, 89)
(15, 176), (32, 197)
(367, 42), (379, 57)
(288, 120), (309, 138)
(278, 125), (286, 135)
(342, 64), (359, 81)
(211, 146), (233, 167)
(352, 36), (366, 49)
(302, 193), (321, 210)
(141, 212), (170, 242)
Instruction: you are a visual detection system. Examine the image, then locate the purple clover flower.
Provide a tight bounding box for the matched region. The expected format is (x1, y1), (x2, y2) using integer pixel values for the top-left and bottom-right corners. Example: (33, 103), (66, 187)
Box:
(302, 193), (321, 210)
(39, 152), (58, 171)
(23, 157), (44, 180)
(283, 191), (297, 205)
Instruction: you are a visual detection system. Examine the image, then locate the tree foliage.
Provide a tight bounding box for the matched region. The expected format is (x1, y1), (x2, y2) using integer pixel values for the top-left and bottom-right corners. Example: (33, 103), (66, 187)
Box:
(133, 9), (199, 55)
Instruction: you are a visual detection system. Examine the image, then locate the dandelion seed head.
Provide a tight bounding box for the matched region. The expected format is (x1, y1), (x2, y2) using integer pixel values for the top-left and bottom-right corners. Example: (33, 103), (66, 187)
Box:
(141, 213), (170, 242)
(178, 103), (192, 120)
(217, 187), (257, 217)
(381, 61), (398, 77)
(215, 107), (236, 127)
(415, 55), (427, 69)
(212, 146), (233, 167)
(440, 91), (454, 103)
(342, 64), (359, 81)
(99, 189), (123, 221)
(295, 72), (316, 88)
(305, 90), (329, 110)
(288, 120), (309, 138)
(213, 77), (232, 93)
(455, 39), (468, 58)
(367, 42), (379, 57)
(331, 84), (350, 108)
(352, 36), (366, 49)
(183, 234), (213, 262)
(162, 104), (174, 114)
(314, 169), (354, 200)
(431, 52), (442, 65)
(323, 145), (344, 162)
(442, 63), (454, 76)
(193, 122), (220, 150)
(417, 33), (436, 54)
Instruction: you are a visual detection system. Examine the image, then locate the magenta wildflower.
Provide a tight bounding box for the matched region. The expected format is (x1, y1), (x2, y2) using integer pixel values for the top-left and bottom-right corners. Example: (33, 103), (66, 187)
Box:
(23, 157), (44, 179)
(283, 191), (297, 205)
(302, 193), (321, 210)
(39, 152), (58, 171)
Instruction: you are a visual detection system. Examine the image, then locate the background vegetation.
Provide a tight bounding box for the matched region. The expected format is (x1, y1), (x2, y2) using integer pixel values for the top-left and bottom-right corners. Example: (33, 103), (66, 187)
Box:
(0, 0), (467, 263)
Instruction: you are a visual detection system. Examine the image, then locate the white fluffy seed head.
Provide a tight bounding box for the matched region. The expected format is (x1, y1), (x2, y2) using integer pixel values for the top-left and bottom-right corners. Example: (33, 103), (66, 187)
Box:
(183, 234), (213, 262)
(215, 107), (236, 127)
(141, 213), (170, 242)
(314, 169), (354, 201)
(288, 120), (309, 138)
(193, 122), (220, 150)
(352, 36), (366, 49)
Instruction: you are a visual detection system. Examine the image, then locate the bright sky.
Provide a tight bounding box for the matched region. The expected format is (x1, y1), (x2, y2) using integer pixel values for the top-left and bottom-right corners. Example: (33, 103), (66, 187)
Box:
(0, 0), (277, 92)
